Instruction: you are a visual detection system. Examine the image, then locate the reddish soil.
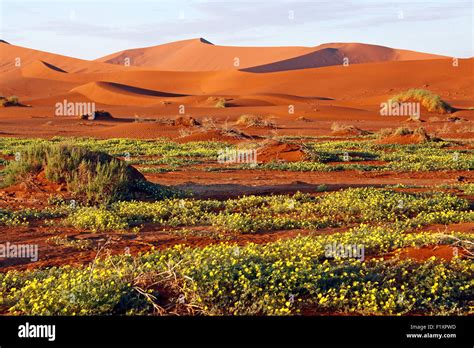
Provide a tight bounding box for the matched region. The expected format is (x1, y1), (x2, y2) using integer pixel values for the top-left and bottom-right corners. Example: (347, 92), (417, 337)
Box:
(392, 245), (465, 262)
(175, 129), (252, 143)
(375, 134), (428, 145)
(143, 170), (474, 199)
(257, 140), (307, 163)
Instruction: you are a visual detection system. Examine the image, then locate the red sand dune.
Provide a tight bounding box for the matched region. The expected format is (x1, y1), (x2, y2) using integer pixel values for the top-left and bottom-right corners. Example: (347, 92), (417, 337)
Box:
(96, 38), (446, 72)
(0, 39), (472, 139)
(71, 81), (187, 106)
(87, 58), (473, 99)
(9, 57), (467, 105)
(87, 121), (176, 139)
(0, 41), (123, 74)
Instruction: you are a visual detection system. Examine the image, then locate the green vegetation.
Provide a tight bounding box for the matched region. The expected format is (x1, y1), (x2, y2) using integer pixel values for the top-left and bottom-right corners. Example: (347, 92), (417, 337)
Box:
(1, 143), (176, 204)
(46, 235), (93, 250)
(0, 138), (471, 175)
(389, 89), (452, 114)
(56, 188), (472, 233)
(1, 224), (472, 315)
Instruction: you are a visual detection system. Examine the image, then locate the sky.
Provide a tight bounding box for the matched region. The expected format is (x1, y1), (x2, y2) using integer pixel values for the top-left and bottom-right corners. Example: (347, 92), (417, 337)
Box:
(0, 0), (472, 60)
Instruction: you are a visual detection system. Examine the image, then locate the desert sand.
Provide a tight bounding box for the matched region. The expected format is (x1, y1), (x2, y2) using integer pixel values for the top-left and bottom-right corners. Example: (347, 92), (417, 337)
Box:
(0, 38), (472, 141)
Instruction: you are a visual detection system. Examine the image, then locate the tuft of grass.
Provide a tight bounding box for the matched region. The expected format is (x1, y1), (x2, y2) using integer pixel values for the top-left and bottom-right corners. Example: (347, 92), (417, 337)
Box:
(1, 143), (175, 205)
(413, 127), (429, 139)
(0, 96), (20, 107)
(330, 122), (370, 135)
(376, 128), (393, 139)
(207, 97), (227, 108)
(214, 98), (227, 108)
(386, 127), (431, 141)
(393, 127), (413, 136)
(236, 114), (276, 128)
(389, 89), (452, 114)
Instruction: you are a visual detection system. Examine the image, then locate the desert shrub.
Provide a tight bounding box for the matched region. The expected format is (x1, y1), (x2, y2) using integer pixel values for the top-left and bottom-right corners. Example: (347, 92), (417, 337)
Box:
(393, 127), (412, 136)
(390, 127), (430, 140)
(2, 143), (174, 204)
(413, 127), (430, 139)
(207, 97), (227, 108)
(0, 96), (19, 107)
(376, 128), (394, 139)
(389, 89), (451, 114)
(330, 123), (370, 135)
(215, 98), (227, 108)
(236, 114), (276, 128)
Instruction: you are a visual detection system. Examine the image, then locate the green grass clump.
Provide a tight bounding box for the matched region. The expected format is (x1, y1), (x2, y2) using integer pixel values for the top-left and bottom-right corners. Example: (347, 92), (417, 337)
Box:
(1, 143), (174, 205)
(389, 89), (451, 114)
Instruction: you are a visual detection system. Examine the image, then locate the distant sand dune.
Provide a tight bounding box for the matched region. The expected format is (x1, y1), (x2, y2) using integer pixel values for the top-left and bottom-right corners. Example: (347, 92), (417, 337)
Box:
(0, 41), (125, 74)
(0, 39), (471, 115)
(21, 60), (68, 79)
(71, 81), (188, 106)
(97, 39), (447, 72)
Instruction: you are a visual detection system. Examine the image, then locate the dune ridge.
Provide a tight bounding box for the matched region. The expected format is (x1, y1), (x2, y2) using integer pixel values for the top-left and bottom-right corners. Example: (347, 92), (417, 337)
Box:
(97, 39), (447, 72)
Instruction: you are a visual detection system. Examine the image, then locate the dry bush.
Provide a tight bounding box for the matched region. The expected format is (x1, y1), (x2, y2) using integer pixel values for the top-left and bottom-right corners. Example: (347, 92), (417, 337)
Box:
(134, 115), (174, 125)
(0, 95), (20, 107)
(330, 122), (370, 135)
(201, 117), (218, 130)
(207, 96), (227, 108)
(393, 127), (413, 136)
(221, 127), (252, 139)
(297, 116), (312, 122)
(236, 114), (277, 128)
(178, 128), (193, 137)
(436, 124), (452, 135)
(376, 128), (393, 139)
(413, 127), (430, 140)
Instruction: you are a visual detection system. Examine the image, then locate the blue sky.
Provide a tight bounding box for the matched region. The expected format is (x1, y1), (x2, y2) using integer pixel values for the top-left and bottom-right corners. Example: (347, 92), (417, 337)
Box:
(0, 0), (472, 60)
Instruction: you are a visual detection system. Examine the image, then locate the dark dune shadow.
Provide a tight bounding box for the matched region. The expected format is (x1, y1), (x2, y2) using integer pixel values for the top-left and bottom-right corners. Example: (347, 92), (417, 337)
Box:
(101, 81), (188, 98)
(41, 60), (67, 73)
(241, 48), (344, 73)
